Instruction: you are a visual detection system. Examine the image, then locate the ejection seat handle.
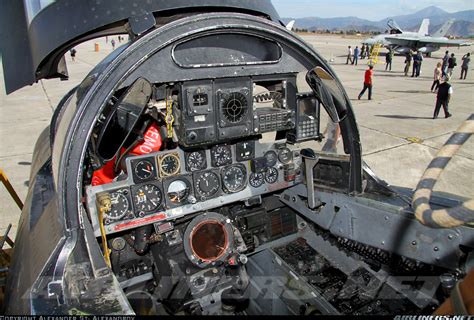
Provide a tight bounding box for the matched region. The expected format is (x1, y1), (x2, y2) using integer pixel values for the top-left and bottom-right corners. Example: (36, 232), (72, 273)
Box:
(300, 149), (319, 210)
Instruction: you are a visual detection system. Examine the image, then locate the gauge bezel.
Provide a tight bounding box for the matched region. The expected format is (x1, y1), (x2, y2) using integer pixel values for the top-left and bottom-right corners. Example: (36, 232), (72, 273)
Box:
(193, 169), (222, 201)
(236, 140), (255, 161)
(278, 147), (293, 164)
(131, 157), (158, 183)
(211, 144), (233, 167)
(264, 167), (279, 184)
(264, 150), (278, 167)
(185, 150), (207, 172)
(103, 188), (133, 222)
(249, 172), (265, 188)
(131, 182), (164, 216)
(158, 152), (181, 177)
(162, 174), (194, 209)
(221, 164), (248, 193)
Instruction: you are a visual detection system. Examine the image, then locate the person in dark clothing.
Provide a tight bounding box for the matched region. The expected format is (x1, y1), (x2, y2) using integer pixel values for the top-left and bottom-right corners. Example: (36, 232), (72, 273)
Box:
(69, 48), (76, 62)
(441, 50), (449, 76)
(447, 53), (457, 76)
(433, 75), (453, 119)
(358, 65), (373, 100)
(460, 53), (470, 79)
(404, 51), (412, 76)
(416, 51), (423, 76)
(411, 52), (419, 77)
(412, 51), (423, 77)
(360, 45), (366, 59)
(385, 49), (393, 71)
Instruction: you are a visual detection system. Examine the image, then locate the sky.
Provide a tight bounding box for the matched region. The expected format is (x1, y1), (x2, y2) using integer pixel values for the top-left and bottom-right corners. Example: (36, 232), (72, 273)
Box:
(272, 0), (474, 21)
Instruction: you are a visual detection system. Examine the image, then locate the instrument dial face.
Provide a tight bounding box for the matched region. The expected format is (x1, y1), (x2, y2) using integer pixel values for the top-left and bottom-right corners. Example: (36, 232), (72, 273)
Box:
(159, 153), (181, 177)
(236, 141), (255, 161)
(133, 184), (162, 214)
(265, 167), (279, 184)
(249, 172), (265, 188)
(106, 190), (130, 220)
(167, 180), (190, 204)
(211, 145), (232, 167)
(133, 158), (156, 182)
(278, 147), (293, 164)
(195, 171), (220, 199)
(264, 150), (278, 167)
(222, 164), (247, 193)
(186, 150), (206, 171)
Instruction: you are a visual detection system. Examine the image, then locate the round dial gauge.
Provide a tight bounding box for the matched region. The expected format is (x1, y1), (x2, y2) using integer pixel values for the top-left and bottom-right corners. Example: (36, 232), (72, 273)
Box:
(222, 165), (247, 193)
(187, 151), (206, 171)
(133, 184), (162, 214)
(167, 180), (190, 204)
(159, 153), (181, 177)
(249, 172), (265, 188)
(264, 150), (278, 167)
(106, 191), (130, 220)
(236, 141), (254, 161)
(134, 159), (155, 181)
(265, 167), (279, 184)
(278, 147), (293, 164)
(195, 171), (220, 199)
(212, 145), (232, 167)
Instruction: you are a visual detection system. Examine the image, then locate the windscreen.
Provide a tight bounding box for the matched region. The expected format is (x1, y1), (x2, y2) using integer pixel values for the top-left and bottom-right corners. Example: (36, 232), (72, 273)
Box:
(25, 0), (56, 23)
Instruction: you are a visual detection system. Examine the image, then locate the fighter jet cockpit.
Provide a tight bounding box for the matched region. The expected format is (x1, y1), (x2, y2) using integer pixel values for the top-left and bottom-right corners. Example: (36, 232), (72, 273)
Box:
(2, 0), (474, 316)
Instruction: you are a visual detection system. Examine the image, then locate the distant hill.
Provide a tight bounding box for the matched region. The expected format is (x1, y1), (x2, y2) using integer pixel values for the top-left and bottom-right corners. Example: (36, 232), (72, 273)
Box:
(283, 6), (474, 37)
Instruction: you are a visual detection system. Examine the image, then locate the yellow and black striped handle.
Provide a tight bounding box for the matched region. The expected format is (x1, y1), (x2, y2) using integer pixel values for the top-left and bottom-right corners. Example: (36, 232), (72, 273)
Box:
(413, 114), (474, 228)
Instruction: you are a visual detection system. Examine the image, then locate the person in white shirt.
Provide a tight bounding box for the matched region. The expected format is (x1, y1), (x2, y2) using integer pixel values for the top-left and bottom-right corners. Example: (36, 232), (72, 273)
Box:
(346, 46), (353, 64)
(431, 62), (442, 93)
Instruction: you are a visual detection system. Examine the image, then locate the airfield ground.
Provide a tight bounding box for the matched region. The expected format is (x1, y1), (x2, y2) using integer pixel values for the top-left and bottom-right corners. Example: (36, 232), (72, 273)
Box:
(0, 34), (473, 237)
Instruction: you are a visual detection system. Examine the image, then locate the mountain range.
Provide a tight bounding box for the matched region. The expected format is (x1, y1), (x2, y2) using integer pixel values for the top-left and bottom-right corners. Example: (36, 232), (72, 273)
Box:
(282, 6), (474, 37)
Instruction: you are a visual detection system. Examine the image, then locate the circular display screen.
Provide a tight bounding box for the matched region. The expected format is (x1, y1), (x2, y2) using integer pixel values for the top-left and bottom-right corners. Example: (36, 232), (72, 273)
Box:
(191, 221), (228, 261)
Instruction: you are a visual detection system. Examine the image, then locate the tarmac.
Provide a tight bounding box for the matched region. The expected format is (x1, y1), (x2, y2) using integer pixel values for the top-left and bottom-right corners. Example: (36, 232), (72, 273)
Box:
(0, 34), (473, 238)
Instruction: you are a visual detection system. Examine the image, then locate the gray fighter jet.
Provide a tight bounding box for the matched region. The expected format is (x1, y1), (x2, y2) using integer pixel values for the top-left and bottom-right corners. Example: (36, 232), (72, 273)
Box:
(364, 18), (471, 55)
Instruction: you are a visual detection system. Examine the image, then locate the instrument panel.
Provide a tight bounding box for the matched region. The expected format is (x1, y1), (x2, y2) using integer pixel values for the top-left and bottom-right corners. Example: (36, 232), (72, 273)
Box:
(85, 74), (319, 237)
(87, 140), (303, 236)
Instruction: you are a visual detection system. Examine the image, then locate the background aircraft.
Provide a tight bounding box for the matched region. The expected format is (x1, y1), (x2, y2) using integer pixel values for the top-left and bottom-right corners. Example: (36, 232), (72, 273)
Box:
(364, 18), (471, 55)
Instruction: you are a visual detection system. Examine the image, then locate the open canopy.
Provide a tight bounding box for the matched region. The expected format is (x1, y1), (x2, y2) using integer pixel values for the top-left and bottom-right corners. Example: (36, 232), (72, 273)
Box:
(0, 0), (280, 94)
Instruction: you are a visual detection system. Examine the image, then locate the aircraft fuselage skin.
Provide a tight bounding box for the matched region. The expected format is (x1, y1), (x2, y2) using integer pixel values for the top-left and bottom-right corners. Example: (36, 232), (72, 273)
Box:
(364, 33), (443, 54)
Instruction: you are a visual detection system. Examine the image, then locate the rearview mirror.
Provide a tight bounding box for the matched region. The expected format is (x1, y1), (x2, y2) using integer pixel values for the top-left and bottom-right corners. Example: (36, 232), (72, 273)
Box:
(306, 66), (347, 123)
(96, 77), (153, 161)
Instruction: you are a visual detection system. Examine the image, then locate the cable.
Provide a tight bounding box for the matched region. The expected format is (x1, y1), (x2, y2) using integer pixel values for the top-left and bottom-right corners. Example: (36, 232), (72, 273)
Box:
(412, 114), (474, 228)
(97, 194), (112, 267)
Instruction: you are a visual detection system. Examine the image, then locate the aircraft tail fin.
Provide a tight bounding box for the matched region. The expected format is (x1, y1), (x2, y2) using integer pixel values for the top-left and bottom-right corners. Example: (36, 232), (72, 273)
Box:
(432, 19), (455, 37)
(418, 19), (430, 36)
(286, 20), (295, 31)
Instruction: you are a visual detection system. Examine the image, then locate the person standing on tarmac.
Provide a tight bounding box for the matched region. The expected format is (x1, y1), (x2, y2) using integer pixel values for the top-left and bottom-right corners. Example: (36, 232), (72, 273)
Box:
(358, 65), (374, 100)
(346, 46), (353, 64)
(460, 53), (470, 80)
(447, 53), (457, 76)
(360, 45), (366, 59)
(353, 46), (360, 65)
(433, 75), (453, 119)
(431, 62), (442, 93)
(385, 48), (393, 71)
(404, 51), (412, 76)
(442, 50), (449, 76)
